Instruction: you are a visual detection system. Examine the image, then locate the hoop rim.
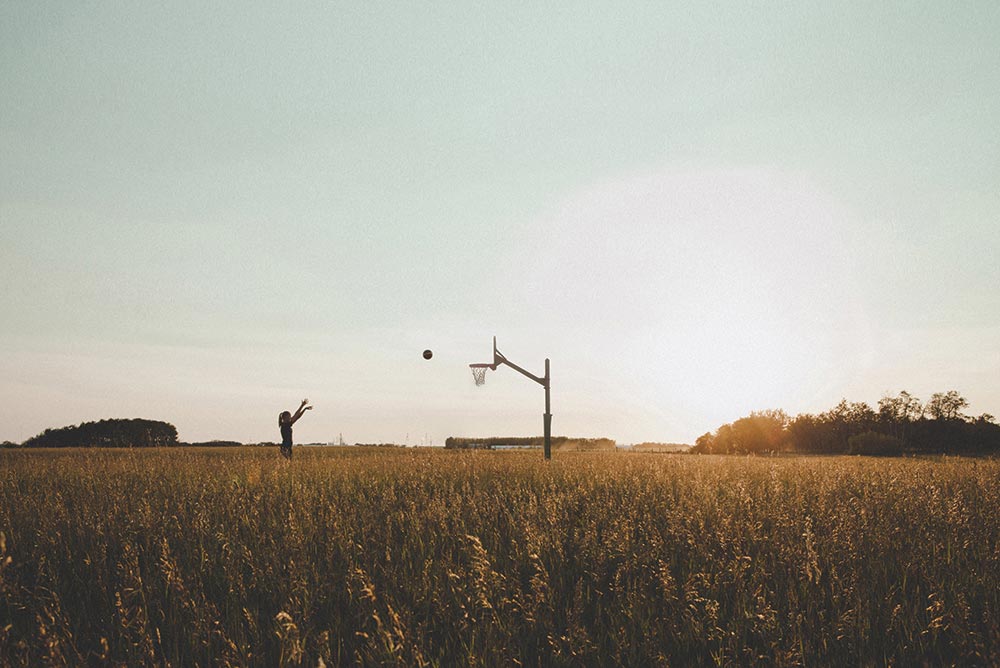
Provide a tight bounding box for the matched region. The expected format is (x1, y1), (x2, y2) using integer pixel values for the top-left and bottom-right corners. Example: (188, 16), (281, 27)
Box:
(469, 363), (496, 370)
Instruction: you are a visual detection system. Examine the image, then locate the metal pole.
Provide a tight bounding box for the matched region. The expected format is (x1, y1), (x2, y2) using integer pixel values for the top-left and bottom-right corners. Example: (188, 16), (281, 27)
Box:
(543, 358), (551, 460)
(483, 338), (552, 460)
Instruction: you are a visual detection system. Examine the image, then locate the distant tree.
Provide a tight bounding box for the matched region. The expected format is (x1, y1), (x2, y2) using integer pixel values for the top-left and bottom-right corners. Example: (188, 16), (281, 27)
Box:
(810, 400), (877, 452)
(787, 414), (839, 454)
(878, 391), (923, 423)
(730, 410), (788, 454)
(690, 410), (787, 455)
(22, 419), (178, 448)
(877, 391), (924, 444)
(691, 432), (715, 454)
(714, 423), (735, 453)
(631, 442), (690, 452)
(969, 415), (1000, 454)
(924, 390), (969, 421)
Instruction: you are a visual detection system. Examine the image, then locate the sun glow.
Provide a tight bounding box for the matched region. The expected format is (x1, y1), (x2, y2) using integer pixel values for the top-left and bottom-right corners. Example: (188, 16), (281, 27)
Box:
(501, 166), (872, 438)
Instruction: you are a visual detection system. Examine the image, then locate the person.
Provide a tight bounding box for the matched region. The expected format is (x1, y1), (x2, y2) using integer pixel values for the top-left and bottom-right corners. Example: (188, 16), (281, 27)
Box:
(278, 399), (312, 459)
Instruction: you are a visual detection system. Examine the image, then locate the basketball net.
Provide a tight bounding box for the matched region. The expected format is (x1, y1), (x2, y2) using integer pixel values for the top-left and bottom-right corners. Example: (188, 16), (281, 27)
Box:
(470, 365), (488, 386)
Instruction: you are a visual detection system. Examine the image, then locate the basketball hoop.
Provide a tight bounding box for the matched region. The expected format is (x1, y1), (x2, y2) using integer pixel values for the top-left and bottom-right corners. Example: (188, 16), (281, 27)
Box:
(469, 363), (491, 386)
(467, 336), (554, 459)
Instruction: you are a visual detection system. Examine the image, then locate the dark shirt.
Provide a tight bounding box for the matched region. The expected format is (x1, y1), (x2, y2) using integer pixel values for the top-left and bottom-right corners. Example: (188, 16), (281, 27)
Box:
(280, 423), (292, 446)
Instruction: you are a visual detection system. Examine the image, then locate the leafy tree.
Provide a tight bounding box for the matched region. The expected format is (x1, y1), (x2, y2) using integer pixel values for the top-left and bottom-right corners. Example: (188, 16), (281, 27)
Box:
(690, 410), (787, 454)
(811, 400), (876, 452)
(732, 410), (788, 454)
(877, 391), (924, 444)
(924, 390), (969, 421)
(787, 414), (840, 454)
(878, 391), (923, 423)
(692, 432), (715, 454)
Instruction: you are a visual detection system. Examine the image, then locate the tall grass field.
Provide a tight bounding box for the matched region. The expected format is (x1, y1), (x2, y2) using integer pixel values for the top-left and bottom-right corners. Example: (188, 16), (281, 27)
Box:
(1, 448), (998, 666)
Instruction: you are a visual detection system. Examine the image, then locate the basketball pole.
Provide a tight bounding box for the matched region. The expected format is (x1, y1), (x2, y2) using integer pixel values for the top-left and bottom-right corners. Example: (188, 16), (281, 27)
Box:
(543, 358), (551, 460)
(482, 337), (553, 460)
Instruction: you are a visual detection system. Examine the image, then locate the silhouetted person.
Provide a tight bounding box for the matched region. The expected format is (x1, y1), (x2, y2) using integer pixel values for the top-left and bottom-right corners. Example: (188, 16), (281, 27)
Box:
(278, 399), (312, 459)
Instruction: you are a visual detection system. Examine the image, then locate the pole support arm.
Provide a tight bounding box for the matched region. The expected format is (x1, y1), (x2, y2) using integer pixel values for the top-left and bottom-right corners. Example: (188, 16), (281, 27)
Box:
(496, 353), (548, 387)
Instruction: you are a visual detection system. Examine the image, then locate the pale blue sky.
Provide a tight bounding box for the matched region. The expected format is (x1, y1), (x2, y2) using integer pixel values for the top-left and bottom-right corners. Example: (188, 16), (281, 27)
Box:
(2, 2), (998, 444)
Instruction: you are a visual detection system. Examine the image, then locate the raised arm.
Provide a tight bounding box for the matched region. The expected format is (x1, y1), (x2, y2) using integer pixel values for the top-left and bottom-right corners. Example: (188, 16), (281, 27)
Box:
(290, 398), (313, 424)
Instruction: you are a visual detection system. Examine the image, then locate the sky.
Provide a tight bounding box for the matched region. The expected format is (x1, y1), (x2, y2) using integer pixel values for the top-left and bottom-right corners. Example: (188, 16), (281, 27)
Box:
(2, 2), (999, 445)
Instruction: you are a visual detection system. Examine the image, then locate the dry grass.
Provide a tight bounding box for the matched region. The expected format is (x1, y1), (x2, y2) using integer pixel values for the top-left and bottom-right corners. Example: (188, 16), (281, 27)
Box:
(1, 448), (998, 666)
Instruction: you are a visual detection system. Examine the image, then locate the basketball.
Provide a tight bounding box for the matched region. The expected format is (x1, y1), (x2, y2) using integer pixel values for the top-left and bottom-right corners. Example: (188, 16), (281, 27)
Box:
(423, 349), (433, 360)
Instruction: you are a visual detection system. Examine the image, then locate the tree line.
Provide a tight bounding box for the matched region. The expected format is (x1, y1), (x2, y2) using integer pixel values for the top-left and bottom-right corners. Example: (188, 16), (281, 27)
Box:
(19, 419), (179, 448)
(691, 390), (1000, 456)
(445, 436), (616, 451)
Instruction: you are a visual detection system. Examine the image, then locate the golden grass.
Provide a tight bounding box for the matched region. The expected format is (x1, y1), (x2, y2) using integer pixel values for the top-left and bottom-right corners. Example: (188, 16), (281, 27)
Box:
(1, 448), (998, 666)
